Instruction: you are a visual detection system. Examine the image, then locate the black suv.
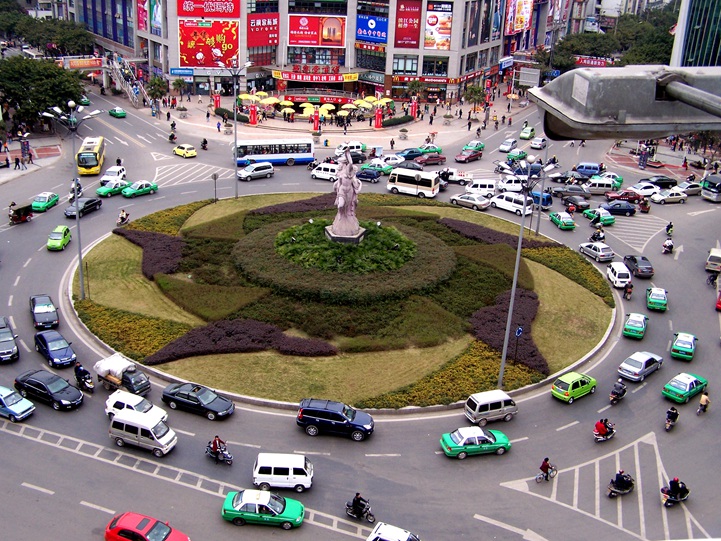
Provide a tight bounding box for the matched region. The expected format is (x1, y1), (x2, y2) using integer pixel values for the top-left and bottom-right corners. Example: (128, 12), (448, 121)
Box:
(0, 316), (19, 363)
(296, 398), (374, 441)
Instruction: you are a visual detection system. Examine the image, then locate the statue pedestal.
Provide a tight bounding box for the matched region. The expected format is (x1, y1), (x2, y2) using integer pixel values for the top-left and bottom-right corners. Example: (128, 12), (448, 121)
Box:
(325, 226), (367, 244)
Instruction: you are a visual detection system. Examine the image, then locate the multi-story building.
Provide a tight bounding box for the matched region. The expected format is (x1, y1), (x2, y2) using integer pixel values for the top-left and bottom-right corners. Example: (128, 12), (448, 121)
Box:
(670, 0), (721, 67)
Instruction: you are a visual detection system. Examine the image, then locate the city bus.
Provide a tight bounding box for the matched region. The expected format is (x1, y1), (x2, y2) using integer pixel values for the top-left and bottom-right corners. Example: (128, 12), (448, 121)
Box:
(233, 138), (314, 167)
(700, 174), (721, 202)
(76, 136), (106, 175)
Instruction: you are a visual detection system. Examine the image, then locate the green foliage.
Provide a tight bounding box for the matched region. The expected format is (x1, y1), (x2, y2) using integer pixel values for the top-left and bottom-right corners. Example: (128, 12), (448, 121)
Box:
(463, 85), (487, 112)
(407, 79), (424, 97)
(15, 16), (93, 55)
(74, 300), (192, 362)
(556, 32), (621, 59)
(275, 220), (416, 274)
(356, 341), (545, 408)
(145, 76), (168, 101)
(214, 107), (249, 123)
(128, 200), (212, 235)
(523, 246), (615, 307)
(455, 244), (534, 289)
(156, 274), (270, 321)
(171, 78), (187, 94)
(177, 237), (247, 286)
(184, 210), (249, 240)
(110, 87), (123, 96)
(390, 216), (478, 245)
(382, 115), (413, 127)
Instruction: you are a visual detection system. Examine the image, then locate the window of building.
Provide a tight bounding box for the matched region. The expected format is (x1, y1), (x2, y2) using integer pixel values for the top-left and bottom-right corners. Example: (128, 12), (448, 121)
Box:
(422, 56), (448, 76)
(479, 50), (488, 69)
(357, 0), (389, 16)
(247, 0), (279, 13)
(288, 0), (347, 15)
(288, 47), (345, 66)
(392, 55), (418, 75)
(249, 46), (277, 66)
(356, 49), (386, 71)
(489, 47), (499, 66)
(465, 52), (477, 73)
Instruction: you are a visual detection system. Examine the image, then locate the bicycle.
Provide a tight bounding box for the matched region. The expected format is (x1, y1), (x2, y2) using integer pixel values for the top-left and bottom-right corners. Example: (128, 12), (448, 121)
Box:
(536, 464), (558, 483)
(707, 273), (718, 287)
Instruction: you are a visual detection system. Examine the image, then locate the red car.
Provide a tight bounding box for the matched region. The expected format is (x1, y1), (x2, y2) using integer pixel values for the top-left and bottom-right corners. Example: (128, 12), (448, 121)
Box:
(716, 291), (721, 311)
(105, 512), (190, 541)
(454, 149), (483, 163)
(604, 189), (642, 203)
(414, 152), (447, 166)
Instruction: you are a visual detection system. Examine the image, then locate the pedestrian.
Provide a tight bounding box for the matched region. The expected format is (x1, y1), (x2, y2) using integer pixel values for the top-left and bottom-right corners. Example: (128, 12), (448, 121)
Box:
(14, 156), (19, 169)
(467, 110), (471, 121)
(4, 156), (8, 168)
(217, 121), (221, 132)
(27, 150), (34, 164)
(369, 117), (373, 127)
(20, 156), (27, 170)
(429, 114), (434, 125)
(507, 102), (511, 113)
(567, 203), (575, 217)
(2, 140), (7, 152)
(458, 109), (463, 118)
(198, 95), (202, 104)
(390, 138), (395, 150)
(166, 111), (171, 121)
(467, 120), (472, 131)
(206, 110), (210, 122)
(682, 157), (688, 170)
(343, 125), (347, 135)
(570, 140), (575, 147)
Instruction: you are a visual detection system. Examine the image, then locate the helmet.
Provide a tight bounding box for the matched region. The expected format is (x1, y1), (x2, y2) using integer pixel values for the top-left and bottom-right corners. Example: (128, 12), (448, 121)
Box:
(618, 378), (623, 383)
(673, 477), (679, 482)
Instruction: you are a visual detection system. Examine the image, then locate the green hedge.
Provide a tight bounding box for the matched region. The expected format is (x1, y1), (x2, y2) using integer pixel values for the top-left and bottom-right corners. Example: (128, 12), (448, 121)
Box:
(214, 107), (249, 123)
(128, 200), (212, 236)
(382, 115), (414, 127)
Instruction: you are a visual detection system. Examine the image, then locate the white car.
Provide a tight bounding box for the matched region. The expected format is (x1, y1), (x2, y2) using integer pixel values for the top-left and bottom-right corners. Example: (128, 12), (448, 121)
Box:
(450, 193), (491, 211)
(650, 187), (688, 204)
(499, 139), (518, 152)
(100, 166), (127, 186)
(366, 522), (421, 541)
(382, 154), (405, 166)
(530, 137), (547, 149)
(579, 242), (615, 262)
(628, 182), (660, 197)
(104, 390), (168, 423)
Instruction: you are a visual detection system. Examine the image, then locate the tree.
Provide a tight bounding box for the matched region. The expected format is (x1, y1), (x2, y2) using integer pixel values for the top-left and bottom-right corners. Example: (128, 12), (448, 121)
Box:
(172, 78), (187, 95)
(462, 85), (486, 114)
(407, 80), (424, 99)
(145, 76), (168, 102)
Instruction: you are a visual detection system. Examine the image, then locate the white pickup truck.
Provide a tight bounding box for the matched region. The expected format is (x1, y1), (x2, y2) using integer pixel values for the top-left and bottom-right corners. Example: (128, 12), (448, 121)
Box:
(439, 167), (474, 186)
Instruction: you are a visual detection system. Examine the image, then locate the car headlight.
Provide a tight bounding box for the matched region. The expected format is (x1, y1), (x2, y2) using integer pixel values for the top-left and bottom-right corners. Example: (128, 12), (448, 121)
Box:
(71, 353), (77, 360)
(364, 424), (372, 429)
(60, 400), (71, 405)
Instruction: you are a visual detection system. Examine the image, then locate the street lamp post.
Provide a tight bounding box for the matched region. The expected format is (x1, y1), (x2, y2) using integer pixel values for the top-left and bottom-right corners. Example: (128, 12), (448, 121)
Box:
(42, 101), (102, 301)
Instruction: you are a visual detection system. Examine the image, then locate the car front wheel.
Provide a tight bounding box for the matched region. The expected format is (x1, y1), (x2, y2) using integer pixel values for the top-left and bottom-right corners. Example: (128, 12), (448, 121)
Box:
(496, 447), (507, 455)
(305, 425), (319, 436)
(232, 518), (246, 526)
(281, 522), (293, 530)
(206, 411), (216, 421)
(168, 401), (177, 410)
(457, 451), (468, 460)
(351, 430), (365, 442)
(590, 386), (597, 394)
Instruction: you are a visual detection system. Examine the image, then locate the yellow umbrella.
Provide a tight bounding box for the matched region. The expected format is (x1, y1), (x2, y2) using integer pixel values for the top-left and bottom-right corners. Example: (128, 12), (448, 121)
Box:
(353, 99), (367, 105)
(244, 94), (260, 102)
(260, 97), (280, 105)
(341, 103), (357, 110)
(319, 103), (335, 111)
(356, 101), (372, 109)
(280, 107), (296, 114)
(279, 100), (295, 106)
(299, 102), (315, 108)
(364, 96), (378, 103)
(238, 93), (254, 100)
(297, 110), (312, 117)
(379, 97), (393, 104)
(337, 110), (350, 116)
(255, 91), (268, 97)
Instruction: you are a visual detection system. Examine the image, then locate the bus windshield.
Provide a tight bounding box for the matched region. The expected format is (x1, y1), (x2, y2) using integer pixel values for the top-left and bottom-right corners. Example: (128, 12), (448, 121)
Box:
(78, 152), (98, 167)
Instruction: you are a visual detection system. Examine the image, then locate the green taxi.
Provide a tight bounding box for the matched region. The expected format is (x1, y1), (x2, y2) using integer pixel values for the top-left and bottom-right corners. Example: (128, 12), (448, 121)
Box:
(79, 94), (91, 106)
(47, 225), (71, 251)
(662, 372), (707, 403)
(221, 489), (304, 529)
(549, 211), (576, 230)
(646, 287), (668, 311)
(440, 426), (511, 459)
(506, 148), (528, 162)
(622, 313), (648, 339)
(96, 179), (129, 197)
(361, 161), (394, 175)
(551, 372), (597, 403)
(463, 140), (486, 152)
(670, 332), (697, 360)
(519, 126), (535, 140)
(32, 192), (59, 212)
(582, 208), (616, 226)
(109, 107), (127, 118)
(121, 180), (158, 198)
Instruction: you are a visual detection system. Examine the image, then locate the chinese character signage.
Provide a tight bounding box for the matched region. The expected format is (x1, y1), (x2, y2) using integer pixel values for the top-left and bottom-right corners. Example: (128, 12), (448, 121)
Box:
(425, 2), (453, 50)
(248, 13), (279, 47)
(138, 0), (148, 32)
(356, 14), (388, 44)
(273, 70), (358, 83)
(178, 21), (240, 68)
(395, 0), (422, 48)
(288, 15), (346, 47)
(177, 0), (240, 19)
(505, 0), (533, 35)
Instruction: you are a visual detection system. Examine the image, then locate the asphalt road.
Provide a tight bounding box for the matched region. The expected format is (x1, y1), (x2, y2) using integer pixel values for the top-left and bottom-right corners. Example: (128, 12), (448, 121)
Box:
(1, 95), (720, 540)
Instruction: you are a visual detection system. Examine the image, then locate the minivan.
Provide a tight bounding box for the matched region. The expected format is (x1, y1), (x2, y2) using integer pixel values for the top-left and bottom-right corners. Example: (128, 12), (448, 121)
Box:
(387, 169), (440, 198)
(489, 193), (533, 215)
(311, 163), (339, 181)
(606, 262), (632, 288)
(574, 162), (605, 176)
(237, 161), (274, 181)
(366, 522), (421, 541)
(105, 389), (168, 423)
(531, 191), (553, 210)
(109, 409), (177, 457)
(584, 177), (618, 195)
(252, 453), (314, 492)
(701, 175), (721, 202)
(706, 248), (721, 272)
(465, 180), (496, 198)
(497, 176), (524, 193)
(464, 390), (518, 426)
(335, 141), (366, 157)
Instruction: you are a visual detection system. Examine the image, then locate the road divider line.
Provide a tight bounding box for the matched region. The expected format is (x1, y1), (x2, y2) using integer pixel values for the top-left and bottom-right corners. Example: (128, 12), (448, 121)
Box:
(7, 294), (11, 306)
(13, 276), (19, 286)
(80, 501), (115, 514)
(235, 442), (262, 448)
(297, 451), (331, 456)
(631, 383), (646, 394)
(21, 482), (54, 495)
(597, 405), (611, 413)
(509, 437), (528, 443)
(172, 428), (195, 436)
(365, 453), (401, 457)
(556, 420), (579, 431)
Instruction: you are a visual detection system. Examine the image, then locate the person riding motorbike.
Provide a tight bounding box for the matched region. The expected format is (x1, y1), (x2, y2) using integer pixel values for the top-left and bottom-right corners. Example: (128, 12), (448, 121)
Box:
(666, 406), (679, 424)
(612, 379), (627, 398)
(211, 435), (226, 463)
(594, 419), (608, 436)
(591, 229), (605, 243)
(623, 282), (633, 300)
(118, 209), (129, 224)
(74, 361), (90, 382)
(550, 155), (558, 165)
(170, 121), (177, 132)
(663, 237), (674, 254)
(476, 127), (481, 137)
(669, 477), (687, 499)
(614, 470), (631, 490)
(494, 120), (499, 130)
(201, 138), (208, 150)
(168, 133), (177, 143)
(665, 221), (674, 236)
(604, 419), (615, 435)
(686, 173), (696, 182)
(352, 492), (367, 518)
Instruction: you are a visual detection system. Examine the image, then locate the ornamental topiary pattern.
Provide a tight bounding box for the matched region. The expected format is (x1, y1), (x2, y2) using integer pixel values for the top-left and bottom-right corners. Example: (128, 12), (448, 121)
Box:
(113, 229), (185, 280)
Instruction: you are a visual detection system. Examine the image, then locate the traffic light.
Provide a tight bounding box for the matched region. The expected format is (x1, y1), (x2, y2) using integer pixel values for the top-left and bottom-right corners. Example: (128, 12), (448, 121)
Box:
(528, 65), (721, 140)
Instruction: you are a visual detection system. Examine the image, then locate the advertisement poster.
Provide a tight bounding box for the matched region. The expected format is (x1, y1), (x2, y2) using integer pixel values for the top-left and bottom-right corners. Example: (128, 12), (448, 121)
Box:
(467, 0), (481, 47)
(138, 0), (148, 32)
(178, 20), (240, 68)
(505, 0), (533, 35)
(247, 13), (280, 47)
(395, 0), (422, 48)
(492, 0), (503, 40)
(288, 15), (346, 47)
(177, 0), (240, 18)
(424, 2), (453, 51)
(356, 14), (389, 44)
(479, 0), (492, 43)
(149, 0), (163, 37)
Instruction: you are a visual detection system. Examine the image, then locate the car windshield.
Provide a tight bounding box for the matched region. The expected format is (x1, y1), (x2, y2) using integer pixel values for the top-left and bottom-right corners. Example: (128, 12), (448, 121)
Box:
(660, 190), (671, 197)
(649, 291), (665, 300)
(449, 429), (465, 444)
(268, 492), (286, 514)
(130, 182), (143, 190)
(152, 420), (170, 439)
(48, 339), (69, 351)
(675, 338), (694, 348)
(34, 195), (49, 202)
(0, 329), (13, 343)
(626, 319), (644, 329)
(624, 358), (642, 369)
(243, 165), (255, 172)
(195, 387), (218, 405)
(461, 150), (473, 155)
(49, 232), (63, 240)
(46, 377), (69, 393)
(145, 520), (172, 541)
(342, 404), (356, 420)
(4, 391), (23, 406)
(667, 378), (688, 391)
(34, 303), (55, 313)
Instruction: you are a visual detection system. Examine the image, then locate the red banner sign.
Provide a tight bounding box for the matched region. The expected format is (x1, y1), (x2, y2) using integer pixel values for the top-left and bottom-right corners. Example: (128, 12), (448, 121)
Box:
(395, 0), (422, 48)
(178, 21), (239, 68)
(273, 70), (357, 83)
(574, 55), (614, 67)
(247, 13), (279, 47)
(177, 0), (240, 19)
(283, 95), (355, 104)
(288, 15), (346, 47)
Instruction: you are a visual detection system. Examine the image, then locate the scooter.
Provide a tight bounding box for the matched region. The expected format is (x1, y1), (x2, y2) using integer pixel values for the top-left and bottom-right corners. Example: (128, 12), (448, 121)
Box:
(116, 214), (130, 227)
(589, 232), (606, 243)
(593, 424), (616, 443)
(665, 418), (676, 432)
(75, 373), (95, 394)
(168, 134), (177, 144)
(307, 159), (319, 171)
(345, 500), (375, 523)
(69, 187), (83, 203)
(607, 475), (635, 498)
(200, 141), (208, 151)
(205, 442), (233, 465)
(660, 485), (690, 507)
(610, 388), (626, 405)
(662, 242), (674, 254)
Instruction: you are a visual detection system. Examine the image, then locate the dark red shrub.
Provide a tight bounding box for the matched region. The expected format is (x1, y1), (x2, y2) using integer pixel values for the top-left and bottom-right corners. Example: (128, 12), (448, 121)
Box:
(439, 218), (556, 250)
(114, 229), (185, 280)
(249, 193), (336, 215)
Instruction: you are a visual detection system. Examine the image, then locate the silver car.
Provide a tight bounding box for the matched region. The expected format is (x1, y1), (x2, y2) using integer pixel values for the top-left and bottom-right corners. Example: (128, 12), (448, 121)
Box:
(618, 351), (663, 382)
(499, 139), (517, 152)
(450, 193), (491, 211)
(530, 137), (547, 149)
(579, 242), (615, 262)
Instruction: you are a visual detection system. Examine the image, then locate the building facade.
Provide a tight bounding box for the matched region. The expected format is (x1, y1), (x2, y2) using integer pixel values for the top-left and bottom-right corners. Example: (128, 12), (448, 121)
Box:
(670, 0), (721, 67)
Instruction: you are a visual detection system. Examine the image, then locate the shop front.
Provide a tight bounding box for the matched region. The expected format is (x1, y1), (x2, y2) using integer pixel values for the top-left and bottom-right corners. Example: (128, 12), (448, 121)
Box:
(357, 70), (387, 98)
(272, 69), (358, 93)
(391, 75), (458, 102)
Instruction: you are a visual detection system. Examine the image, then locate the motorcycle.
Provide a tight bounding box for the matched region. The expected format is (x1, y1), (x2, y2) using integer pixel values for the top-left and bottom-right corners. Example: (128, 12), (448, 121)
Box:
(307, 159), (319, 171)
(622, 287), (633, 301)
(686, 173), (696, 182)
(660, 485), (689, 507)
(168, 134), (177, 144)
(205, 442), (233, 465)
(607, 475), (635, 498)
(345, 500), (375, 523)
(589, 232), (606, 243)
(593, 424), (616, 443)
(665, 418), (676, 432)
(69, 187), (83, 203)
(100, 86), (106, 95)
(662, 242), (674, 255)
(200, 141), (208, 151)
(610, 388), (626, 405)
(75, 373), (95, 394)
(116, 214), (130, 227)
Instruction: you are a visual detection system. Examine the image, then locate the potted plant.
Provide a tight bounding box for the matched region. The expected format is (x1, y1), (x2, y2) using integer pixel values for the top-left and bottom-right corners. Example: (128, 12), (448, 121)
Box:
(311, 130), (321, 143)
(177, 105), (188, 119)
(399, 127), (409, 140)
(443, 114), (454, 126)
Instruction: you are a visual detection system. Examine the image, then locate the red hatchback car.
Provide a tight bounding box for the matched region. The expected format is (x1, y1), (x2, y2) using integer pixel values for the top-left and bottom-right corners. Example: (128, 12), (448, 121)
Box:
(454, 149), (483, 163)
(604, 189), (642, 203)
(414, 152), (447, 165)
(105, 512), (190, 541)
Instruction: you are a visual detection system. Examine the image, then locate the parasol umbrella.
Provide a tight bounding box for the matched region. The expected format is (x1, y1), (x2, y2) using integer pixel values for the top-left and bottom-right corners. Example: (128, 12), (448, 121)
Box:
(507, 93), (520, 100)
(353, 99), (367, 105)
(337, 110), (350, 116)
(299, 102), (315, 108)
(260, 97), (280, 105)
(364, 96), (378, 103)
(238, 93), (254, 100)
(245, 94), (260, 102)
(379, 97), (393, 104)
(254, 91), (268, 97)
(280, 107), (296, 114)
(279, 100), (295, 106)
(319, 103), (335, 111)
(356, 101), (372, 109)
(341, 103), (357, 110)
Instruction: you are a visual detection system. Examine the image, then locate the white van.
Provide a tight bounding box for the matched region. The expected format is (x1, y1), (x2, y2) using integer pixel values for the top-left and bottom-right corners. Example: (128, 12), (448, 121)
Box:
(584, 178), (616, 195)
(706, 248), (721, 272)
(498, 176), (524, 193)
(311, 163), (339, 181)
(465, 179), (496, 198)
(237, 161), (275, 181)
(489, 193), (533, 215)
(366, 522), (421, 541)
(252, 453), (314, 492)
(464, 390), (518, 426)
(105, 389), (168, 423)
(109, 409), (177, 457)
(335, 141), (366, 156)
(606, 262), (632, 288)
(387, 168), (440, 198)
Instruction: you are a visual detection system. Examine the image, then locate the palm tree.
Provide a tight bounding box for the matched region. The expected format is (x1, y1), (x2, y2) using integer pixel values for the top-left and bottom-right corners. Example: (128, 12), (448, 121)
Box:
(172, 78), (187, 96)
(145, 76), (167, 102)
(463, 85), (487, 117)
(407, 79), (424, 100)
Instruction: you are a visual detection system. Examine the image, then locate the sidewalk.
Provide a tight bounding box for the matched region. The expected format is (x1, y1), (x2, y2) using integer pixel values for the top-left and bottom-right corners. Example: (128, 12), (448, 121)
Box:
(605, 140), (702, 180)
(0, 135), (64, 187)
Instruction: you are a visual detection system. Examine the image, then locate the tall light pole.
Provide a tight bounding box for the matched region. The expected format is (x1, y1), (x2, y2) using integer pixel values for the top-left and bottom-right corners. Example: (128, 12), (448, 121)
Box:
(42, 101), (102, 300)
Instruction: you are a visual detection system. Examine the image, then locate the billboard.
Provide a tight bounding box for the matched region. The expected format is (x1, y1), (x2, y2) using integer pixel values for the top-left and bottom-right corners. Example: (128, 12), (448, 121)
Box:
(492, 0), (503, 40)
(178, 21), (240, 68)
(467, 0), (481, 47)
(505, 0), (533, 36)
(177, 0), (239, 18)
(395, 0), (422, 48)
(356, 14), (389, 44)
(137, 0), (148, 32)
(248, 13), (280, 48)
(288, 15), (346, 47)
(424, 2), (453, 50)
(149, 0), (163, 37)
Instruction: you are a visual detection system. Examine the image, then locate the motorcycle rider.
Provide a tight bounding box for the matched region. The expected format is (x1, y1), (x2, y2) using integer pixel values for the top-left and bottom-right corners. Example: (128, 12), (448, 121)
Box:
(666, 221), (674, 235)
(594, 418), (608, 436)
(614, 469), (631, 490)
(663, 237), (674, 253)
(116, 157), (122, 167)
(170, 121), (177, 132)
(612, 378), (627, 398)
(352, 492), (367, 518)
(666, 406), (679, 424)
(604, 419), (615, 435)
(168, 133), (177, 143)
(118, 209), (129, 224)
(74, 361), (90, 383)
(623, 282), (633, 300)
(669, 477), (687, 499)
(211, 435), (226, 463)
(201, 138), (208, 150)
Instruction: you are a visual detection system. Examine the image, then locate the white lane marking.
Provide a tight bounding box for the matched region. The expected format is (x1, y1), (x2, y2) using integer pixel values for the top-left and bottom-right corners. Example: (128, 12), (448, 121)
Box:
(631, 383), (646, 393)
(556, 420), (578, 431)
(18, 339), (31, 353)
(13, 276), (19, 286)
(80, 501), (115, 514)
(172, 428), (195, 436)
(297, 451), (331, 456)
(22, 482), (54, 495)
(365, 453), (401, 457)
(509, 436), (529, 443)
(597, 404), (611, 413)
(23, 258), (32, 267)
(180, 191), (198, 195)
(473, 513), (551, 541)
(8, 294), (12, 307)
(235, 442), (262, 448)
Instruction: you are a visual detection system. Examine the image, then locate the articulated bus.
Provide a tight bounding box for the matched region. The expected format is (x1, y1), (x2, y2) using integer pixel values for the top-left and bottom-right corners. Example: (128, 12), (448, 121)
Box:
(233, 138), (314, 167)
(76, 136), (106, 175)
